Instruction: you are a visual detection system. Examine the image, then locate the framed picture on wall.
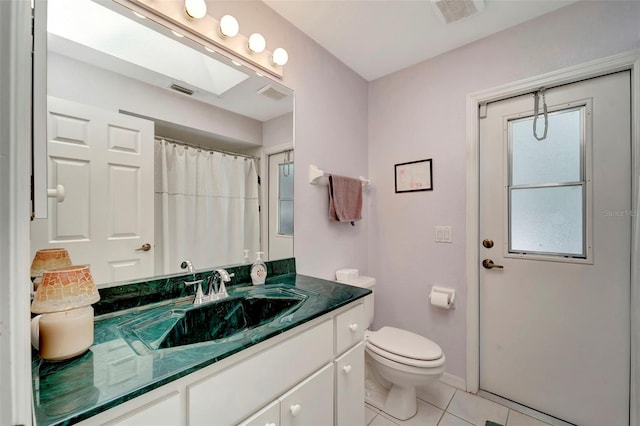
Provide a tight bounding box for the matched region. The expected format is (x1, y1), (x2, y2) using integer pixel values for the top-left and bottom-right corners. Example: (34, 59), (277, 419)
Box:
(394, 159), (433, 193)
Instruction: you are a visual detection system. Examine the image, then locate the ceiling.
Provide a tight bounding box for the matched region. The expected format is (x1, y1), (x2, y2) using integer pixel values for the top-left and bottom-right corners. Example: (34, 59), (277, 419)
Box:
(263, 0), (580, 81)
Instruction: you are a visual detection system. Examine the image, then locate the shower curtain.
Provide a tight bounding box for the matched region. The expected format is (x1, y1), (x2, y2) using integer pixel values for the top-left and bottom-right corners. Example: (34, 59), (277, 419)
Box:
(154, 139), (260, 275)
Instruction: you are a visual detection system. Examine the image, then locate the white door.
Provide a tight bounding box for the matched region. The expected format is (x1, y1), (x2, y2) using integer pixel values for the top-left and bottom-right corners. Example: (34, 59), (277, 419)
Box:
(31, 97), (154, 285)
(268, 150), (294, 260)
(479, 72), (630, 425)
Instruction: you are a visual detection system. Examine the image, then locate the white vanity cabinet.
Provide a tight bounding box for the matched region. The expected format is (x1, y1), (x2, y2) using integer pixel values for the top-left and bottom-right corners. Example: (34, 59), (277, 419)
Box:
(188, 320), (334, 425)
(279, 363), (334, 426)
(240, 363), (334, 426)
(238, 304), (365, 426)
(75, 300), (365, 426)
(237, 400), (280, 426)
(335, 342), (365, 426)
(102, 391), (183, 426)
(335, 304), (365, 354)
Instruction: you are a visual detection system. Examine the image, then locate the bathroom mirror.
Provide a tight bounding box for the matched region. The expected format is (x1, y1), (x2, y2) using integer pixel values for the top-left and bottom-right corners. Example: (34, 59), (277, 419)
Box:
(30, 0), (294, 286)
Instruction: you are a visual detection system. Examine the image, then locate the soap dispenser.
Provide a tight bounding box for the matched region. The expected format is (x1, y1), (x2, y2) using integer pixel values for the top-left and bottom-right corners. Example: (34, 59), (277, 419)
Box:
(250, 252), (267, 285)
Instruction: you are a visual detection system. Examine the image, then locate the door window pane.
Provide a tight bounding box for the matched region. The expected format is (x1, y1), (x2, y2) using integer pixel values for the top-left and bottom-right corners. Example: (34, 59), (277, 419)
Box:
(510, 185), (584, 256)
(278, 163), (294, 236)
(508, 105), (587, 259)
(278, 200), (294, 235)
(511, 108), (582, 186)
(279, 163), (294, 199)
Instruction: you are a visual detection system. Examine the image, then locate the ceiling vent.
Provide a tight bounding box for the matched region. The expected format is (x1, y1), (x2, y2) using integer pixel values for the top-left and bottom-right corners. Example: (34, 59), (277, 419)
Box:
(431, 0), (484, 24)
(169, 83), (195, 96)
(257, 84), (288, 101)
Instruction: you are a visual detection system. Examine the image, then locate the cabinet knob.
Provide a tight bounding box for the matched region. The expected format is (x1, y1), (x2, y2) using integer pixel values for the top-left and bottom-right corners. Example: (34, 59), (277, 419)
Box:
(349, 323), (358, 332)
(290, 403), (302, 417)
(343, 365), (352, 374)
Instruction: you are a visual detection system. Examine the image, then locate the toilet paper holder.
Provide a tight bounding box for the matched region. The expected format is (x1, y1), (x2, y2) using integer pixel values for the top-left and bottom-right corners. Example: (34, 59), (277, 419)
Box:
(429, 286), (456, 309)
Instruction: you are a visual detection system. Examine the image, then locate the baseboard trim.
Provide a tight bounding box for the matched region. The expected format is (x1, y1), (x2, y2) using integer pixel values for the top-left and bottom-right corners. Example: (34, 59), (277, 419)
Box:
(440, 372), (466, 391)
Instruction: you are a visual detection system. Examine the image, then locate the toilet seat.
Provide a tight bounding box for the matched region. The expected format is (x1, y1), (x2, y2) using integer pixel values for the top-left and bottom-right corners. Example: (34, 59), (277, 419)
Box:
(366, 327), (444, 368)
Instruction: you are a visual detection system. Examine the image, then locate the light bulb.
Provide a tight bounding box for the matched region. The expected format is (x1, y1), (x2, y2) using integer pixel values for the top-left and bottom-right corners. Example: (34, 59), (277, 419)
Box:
(248, 33), (266, 53)
(219, 15), (239, 38)
(184, 0), (207, 19)
(272, 48), (288, 66)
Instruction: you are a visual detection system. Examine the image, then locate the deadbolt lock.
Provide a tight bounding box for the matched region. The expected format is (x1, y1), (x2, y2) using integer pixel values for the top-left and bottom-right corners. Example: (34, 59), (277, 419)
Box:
(482, 239), (494, 249)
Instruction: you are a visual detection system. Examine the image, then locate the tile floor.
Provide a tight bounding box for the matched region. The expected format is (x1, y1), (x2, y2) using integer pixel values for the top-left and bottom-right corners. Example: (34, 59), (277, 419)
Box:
(365, 381), (552, 426)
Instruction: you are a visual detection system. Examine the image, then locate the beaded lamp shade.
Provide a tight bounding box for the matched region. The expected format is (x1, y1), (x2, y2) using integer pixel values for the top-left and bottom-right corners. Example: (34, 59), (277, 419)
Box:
(30, 248), (73, 278)
(31, 265), (100, 314)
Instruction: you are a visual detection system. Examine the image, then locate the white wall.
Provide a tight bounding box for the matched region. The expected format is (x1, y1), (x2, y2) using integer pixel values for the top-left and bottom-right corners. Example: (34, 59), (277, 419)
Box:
(207, 2), (370, 280)
(48, 53), (264, 146)
(368, 0), (640, 379)
(263, 113), (294, 150)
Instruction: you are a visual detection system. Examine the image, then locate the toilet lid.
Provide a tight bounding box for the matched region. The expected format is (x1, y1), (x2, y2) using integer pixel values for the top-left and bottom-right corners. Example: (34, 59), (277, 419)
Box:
(367, 326), (442, 361)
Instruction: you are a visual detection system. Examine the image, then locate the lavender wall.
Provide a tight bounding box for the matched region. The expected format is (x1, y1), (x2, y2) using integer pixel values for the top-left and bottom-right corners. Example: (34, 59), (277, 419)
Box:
(208, 1), (370, 280)
(368, 0), (640, 380)
(48, 53), (264, 146)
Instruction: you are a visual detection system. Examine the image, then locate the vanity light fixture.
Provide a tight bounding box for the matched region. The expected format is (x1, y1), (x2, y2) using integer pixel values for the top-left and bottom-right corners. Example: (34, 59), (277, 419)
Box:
(184, 0), (207, 19)
(248, 32), (266, 53)
(219, 14), (239, 38)
(272, 47), (288, 66)
(127, 1), (289, 77)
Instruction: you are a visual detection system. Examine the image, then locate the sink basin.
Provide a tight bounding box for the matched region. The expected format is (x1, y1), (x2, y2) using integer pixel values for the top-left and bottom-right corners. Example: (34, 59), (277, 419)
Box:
(119, 285), (309, 351)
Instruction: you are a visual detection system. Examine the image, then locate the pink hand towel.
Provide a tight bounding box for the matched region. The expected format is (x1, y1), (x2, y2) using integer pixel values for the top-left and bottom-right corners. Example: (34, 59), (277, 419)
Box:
(328, 175), (363, 224)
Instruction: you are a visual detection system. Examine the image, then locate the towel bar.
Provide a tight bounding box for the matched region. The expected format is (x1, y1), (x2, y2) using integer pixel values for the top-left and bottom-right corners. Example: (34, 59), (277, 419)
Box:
(308, 164), (370, 186)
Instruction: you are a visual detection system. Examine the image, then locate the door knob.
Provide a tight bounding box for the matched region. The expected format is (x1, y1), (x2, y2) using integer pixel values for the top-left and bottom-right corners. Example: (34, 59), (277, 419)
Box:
(482, 239), (494, 248)
(482, 259), (504, 269)
(47, 184), (65, 202)
(135, 243), (151, 252)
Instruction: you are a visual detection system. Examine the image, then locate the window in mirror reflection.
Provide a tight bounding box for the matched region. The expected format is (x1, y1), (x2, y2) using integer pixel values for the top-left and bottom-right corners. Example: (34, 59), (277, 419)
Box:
(278, 162), (294, 236)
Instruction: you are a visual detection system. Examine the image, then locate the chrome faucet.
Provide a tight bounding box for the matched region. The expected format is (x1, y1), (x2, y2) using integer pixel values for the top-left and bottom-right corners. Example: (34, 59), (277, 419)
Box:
(181, 260), (195, 276)
(207, 269), (233, 301)
(181, 260), (206, 305)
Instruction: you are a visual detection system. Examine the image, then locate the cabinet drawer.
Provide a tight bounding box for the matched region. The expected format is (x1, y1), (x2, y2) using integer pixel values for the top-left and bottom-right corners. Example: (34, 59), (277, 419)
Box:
(335, 342), (365, 426)
(238, 399), (280, 426)
(279, 364), (334, 426)
(188, 320), (333, 425)
(335, 303), (365, 354)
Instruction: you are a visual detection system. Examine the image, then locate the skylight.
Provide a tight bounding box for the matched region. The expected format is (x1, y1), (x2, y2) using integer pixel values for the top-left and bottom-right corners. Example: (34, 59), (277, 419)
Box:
(47, 0), (249, 96)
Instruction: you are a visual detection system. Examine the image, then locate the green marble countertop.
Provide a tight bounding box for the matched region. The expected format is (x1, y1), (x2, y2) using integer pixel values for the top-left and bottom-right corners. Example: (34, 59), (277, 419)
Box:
(32, 273), (370, 425)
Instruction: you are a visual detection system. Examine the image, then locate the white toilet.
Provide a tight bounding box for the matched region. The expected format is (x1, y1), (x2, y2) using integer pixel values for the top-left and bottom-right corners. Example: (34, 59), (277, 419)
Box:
(338, 275), (445, 421)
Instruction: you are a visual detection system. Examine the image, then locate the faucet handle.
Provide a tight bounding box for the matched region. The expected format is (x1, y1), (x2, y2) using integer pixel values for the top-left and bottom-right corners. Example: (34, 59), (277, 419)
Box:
(185, 279), (206, 305)
(215, 269), (235, 282)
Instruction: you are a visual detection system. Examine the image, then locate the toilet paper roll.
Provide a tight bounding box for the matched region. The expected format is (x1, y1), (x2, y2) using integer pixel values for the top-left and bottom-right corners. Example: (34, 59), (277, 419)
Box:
(430, 292), (451, 309)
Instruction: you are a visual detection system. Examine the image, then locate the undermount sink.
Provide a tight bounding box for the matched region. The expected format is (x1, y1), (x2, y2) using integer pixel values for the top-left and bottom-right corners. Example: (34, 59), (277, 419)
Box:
(118, 285), (309, 351)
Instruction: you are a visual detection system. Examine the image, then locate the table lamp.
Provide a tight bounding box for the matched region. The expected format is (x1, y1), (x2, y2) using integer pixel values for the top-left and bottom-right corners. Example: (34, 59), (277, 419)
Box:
(30, 248), (72, 291)
(31, 265), (100, 361)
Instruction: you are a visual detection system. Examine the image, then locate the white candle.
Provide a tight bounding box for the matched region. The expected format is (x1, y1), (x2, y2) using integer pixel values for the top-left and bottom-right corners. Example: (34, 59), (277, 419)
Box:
(37, 306), (94, 361)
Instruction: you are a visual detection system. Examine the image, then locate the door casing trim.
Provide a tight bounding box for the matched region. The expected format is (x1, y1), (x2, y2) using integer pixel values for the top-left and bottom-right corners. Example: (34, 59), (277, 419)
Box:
(465, 49), (640, 394)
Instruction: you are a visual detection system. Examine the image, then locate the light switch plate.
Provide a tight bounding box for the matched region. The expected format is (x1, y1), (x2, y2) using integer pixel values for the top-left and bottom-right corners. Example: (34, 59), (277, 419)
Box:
(435, 226), (452, 243)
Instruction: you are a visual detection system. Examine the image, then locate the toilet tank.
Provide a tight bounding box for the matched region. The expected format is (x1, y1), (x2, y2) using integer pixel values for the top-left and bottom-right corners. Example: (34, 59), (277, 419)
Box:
(336, 275), (375, 328)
